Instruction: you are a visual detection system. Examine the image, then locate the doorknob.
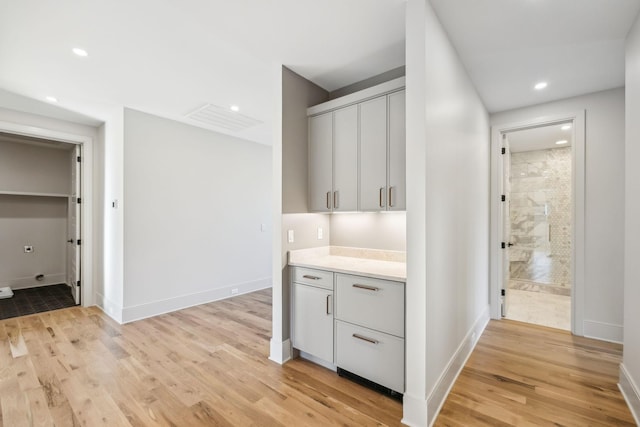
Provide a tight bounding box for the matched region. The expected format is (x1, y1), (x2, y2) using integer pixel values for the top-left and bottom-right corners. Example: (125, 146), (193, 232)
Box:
(67, 239), (74, 243)
(508, 242), (514, 247)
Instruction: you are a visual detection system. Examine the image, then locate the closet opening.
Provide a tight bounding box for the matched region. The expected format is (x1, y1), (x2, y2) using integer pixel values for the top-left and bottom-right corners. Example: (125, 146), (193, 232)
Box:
(0, 132), (82, 320)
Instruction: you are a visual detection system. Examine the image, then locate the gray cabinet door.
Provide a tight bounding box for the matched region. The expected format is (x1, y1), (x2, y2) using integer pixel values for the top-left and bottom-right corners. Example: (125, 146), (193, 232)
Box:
(291, 283), (334, 363)
(333, 105), (358, 211)
(388, 90), (406, 210)
(308, 112), (333, 212)
(359, 95), (388, 211)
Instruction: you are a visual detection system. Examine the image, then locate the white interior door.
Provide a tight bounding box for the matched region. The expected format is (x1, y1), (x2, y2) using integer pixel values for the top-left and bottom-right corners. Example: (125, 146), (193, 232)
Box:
(501, 134), (511, 317)
(67, 145), (81, 305)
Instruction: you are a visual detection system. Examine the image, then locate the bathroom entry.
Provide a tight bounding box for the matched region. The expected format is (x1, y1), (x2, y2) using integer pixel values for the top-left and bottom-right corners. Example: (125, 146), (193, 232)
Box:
(501, 122), (573, 330)
(0, 132), (81, 319)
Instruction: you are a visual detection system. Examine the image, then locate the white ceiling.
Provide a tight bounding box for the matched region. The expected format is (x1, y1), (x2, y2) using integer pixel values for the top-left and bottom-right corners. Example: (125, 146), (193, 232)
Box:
(0, 1), (639, 145)
(508, 123), (573, 153)
(429, 0), (640, 113)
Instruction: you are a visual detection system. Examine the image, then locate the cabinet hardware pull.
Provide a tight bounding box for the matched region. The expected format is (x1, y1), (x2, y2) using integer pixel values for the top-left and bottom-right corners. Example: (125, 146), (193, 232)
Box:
(379, 187), (385, 208)
(326, 294), (331, 314)
(334, 190), (339, 209)
(352, 333), (378, 345)
(352, 284), (379, 291)
(388, 186), (394, 208)
(303, 275), (321, 280)
(326, 191), (331, 209)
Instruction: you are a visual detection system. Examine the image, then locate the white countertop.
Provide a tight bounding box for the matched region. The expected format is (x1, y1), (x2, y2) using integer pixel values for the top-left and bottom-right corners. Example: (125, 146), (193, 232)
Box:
(288, 246), (406, 282)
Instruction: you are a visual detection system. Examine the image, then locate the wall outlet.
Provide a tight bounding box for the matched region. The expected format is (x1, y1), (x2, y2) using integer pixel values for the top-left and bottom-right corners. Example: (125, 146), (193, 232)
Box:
(231, 288), (239, 295)
(24, 245), (34, 253)
(287, 229), (294, 243)
(317, 227), (323, 240)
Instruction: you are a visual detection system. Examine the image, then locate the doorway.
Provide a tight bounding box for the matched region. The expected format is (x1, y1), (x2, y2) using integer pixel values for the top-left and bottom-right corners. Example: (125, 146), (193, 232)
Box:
(490, 111), (585, 335)
(502, 124), (573, 330)
(0, 132), (82, 319)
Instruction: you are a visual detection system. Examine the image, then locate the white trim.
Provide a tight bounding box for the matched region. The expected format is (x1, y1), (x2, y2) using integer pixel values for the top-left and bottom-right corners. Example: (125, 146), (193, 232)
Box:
(298, 351), (336, 371)
(95, 292), (123, 323)
(307, 77), (405, 116)
(401, 393), (428, 427)
(426, 305), (490, 426)
(583, 320), (624, 343)
(490, 111), (586, 336)
(619, 364), (640, 425)
(269, 338), (292, 365)
(0, 273), (66, 290)
(121, 278), (271, 324)
(0, 120), (94, 308)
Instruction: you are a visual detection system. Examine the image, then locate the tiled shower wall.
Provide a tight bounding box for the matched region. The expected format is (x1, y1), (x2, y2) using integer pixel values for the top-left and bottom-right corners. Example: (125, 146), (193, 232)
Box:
(510, 147), (571, 288)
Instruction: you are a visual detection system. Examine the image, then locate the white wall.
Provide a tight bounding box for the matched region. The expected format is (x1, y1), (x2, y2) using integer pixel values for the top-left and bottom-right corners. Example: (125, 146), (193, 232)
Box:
(491, 88), (625, 342)
(404, 1), (491, 425)
(330, 212), (406, 251)
(621, 11), (640, 423)
(0, 195), (67, 288)
(121, 109), (272, 322)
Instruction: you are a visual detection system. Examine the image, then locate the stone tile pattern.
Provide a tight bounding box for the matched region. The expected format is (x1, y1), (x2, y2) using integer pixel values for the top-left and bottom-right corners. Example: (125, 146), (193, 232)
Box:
(506, 289), (571, 331)
(509, 147), (571, 288)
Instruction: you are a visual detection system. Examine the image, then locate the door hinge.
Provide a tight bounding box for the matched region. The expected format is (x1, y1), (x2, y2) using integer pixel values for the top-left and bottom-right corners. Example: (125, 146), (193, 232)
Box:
(77, 239), (81, 246)
(501, 242), (505, 249)
(76, 280), (81, 287)
(77, 156), (81, 162)
(77, 197), (81, 204)
(501, 195), (506, 202)
(501, 289), (506, 296)
(501, 147), (506, 155)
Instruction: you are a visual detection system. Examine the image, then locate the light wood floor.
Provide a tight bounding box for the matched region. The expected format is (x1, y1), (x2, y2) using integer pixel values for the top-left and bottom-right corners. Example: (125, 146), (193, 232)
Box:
(0, 289), (635, 426)
(435, 320), (636, 426)
(0, 289), (402, 426)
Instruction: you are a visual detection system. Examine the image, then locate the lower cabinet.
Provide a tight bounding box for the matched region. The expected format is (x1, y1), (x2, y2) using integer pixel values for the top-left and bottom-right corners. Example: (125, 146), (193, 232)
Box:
(291, 269), (334, 364)
(291, 267), (405, 395)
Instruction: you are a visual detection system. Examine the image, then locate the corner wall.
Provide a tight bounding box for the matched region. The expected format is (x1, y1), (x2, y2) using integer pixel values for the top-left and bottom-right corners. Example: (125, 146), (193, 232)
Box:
(121, 109), (272, 322)
(621, 10), (640, 423)
(404, 1), (491, 425)
(491, 88), (625, 343)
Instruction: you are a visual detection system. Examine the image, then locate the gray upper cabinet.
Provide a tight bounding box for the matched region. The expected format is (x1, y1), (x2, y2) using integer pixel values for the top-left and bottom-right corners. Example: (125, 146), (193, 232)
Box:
(388, 90), (406, 211)
(308, 77), (405, 213)
(309, 112), (333, 212)
(359, 90), (406, 211)
(359, 95), (389, 211)
(332, 105), (358, 212)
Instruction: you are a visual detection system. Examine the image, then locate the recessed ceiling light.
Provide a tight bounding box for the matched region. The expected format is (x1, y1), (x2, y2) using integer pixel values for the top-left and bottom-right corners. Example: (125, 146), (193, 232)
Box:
(45, 96), (58, 103)
(72, 47), (88, 57)
(555, 140), (568, 145)
(230, 105), (240, 112)
(561, 124), (572, 131)
(534, 81), (548, 90)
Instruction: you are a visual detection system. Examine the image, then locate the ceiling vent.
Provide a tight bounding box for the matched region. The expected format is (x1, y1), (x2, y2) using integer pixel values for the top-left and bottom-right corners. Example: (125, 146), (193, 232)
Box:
(185, 103), (262, 132)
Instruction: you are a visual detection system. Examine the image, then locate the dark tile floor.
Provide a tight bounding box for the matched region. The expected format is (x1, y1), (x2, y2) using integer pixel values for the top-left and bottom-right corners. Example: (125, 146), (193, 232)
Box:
(0, 284), (77, 320)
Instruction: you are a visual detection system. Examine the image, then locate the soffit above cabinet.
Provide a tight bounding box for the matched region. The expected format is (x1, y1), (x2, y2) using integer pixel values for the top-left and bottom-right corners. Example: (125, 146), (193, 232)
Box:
(307, 77), (405, 117)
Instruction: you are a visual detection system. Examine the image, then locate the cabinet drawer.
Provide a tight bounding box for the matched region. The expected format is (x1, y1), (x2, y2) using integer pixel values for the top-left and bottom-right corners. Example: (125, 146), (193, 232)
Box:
(335, 274), (404, 337)
(335, 320), (404, 394)
(292, 267), (334, 290)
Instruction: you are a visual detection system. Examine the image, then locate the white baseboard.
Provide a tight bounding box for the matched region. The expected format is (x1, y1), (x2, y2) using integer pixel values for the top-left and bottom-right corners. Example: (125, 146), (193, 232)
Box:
(426, 304), (490, 426)
(619, 363), (640, 425)
(95, 292), (123, 324)
(298, 351), (336, 371)
(121, 278), (271, 324)
(1, 273), (66, 290)
(401, 392), (428, 427)
(269, 338), (292, 365)
(583, 320), (623, 344)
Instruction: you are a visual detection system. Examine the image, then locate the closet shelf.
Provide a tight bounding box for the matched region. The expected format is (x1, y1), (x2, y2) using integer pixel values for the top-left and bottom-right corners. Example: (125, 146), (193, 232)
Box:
(0, 190), (71, 198)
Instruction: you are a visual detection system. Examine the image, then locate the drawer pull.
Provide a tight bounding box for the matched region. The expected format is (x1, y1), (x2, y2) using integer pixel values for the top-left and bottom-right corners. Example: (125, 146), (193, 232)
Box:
(326, 294), (331, 314)
(303, 275), (322, 280)
(352, 284), (379, 292)
(352, 333), (379, 345)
